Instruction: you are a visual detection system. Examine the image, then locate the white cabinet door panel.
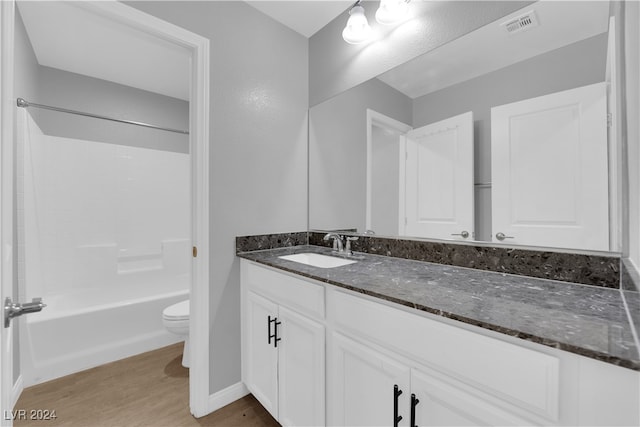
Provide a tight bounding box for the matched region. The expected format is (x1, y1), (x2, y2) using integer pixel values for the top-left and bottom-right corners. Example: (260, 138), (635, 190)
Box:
(411, 368), (536, 427)
(491, 82), (609, 250)
(328, 332), (411, 427)
(277, 306), (325, 427)
(401, 111), (474, 240)
(245, 291), (279, 419)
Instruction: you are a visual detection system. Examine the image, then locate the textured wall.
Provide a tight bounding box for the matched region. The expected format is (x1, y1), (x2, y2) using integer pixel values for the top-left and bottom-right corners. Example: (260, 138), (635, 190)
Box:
(309, 78), (411, 232)
(125, 1), (309, 395)
(309, 1), (535, 106)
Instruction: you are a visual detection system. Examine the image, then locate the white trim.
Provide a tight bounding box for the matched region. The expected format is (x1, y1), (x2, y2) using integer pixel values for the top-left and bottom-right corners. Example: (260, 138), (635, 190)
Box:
(606, 16), (622, 253)
(0, 1), (16, 425)
(398, 135), (407, 236)
(206, 382), (250, 414)
(365, 109), (412, 232)
(13, 1), (212, 418)
(10, 376), (22, 410)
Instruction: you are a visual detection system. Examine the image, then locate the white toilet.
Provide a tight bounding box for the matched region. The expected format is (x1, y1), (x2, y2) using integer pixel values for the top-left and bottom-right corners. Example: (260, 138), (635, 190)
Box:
(162, 299), (190, 367)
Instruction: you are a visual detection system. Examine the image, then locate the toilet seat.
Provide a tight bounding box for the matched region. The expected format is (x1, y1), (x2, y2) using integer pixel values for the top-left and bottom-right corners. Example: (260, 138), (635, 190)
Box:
(163, 300), (189, 321)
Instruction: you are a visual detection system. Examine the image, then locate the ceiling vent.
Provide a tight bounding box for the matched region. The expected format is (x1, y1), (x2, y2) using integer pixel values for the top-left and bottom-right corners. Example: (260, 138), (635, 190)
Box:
(501, 11), (539, 35)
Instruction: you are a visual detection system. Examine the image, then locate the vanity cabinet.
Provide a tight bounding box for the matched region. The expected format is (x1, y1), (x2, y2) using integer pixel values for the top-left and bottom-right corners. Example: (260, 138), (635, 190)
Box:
(240, 259), (640, 427)
(241, 262), (325, 427)
(329, 331), (535, 426)
(327, 289), (557, 426)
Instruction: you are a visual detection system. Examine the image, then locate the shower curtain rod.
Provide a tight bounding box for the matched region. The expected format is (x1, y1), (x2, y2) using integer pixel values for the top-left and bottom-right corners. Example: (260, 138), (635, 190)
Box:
(16, 98), (189, 135)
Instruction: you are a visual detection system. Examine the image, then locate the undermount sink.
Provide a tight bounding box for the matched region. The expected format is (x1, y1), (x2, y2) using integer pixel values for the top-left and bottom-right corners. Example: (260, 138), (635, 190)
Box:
(279, 252), (357, 268)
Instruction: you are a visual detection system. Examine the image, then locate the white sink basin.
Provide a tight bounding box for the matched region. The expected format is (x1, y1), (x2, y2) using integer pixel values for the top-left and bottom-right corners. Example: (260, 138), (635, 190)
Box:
(279, 252), (357, 269)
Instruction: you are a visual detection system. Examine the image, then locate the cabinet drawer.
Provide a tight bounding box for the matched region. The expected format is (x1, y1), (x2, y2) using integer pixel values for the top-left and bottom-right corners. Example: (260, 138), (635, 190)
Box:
(329, 289), (560, 421)
(242, 260), (325, 320)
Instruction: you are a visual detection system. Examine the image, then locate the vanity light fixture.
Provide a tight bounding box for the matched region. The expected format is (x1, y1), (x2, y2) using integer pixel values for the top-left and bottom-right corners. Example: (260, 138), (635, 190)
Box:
(342, 0), (373, 44)
(375, 0), (411, 25)
(342, 0), (412, 44)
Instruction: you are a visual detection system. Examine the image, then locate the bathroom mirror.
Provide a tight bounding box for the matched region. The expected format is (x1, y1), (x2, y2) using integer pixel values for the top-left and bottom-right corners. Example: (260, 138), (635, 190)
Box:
(308, 0), (619, 252)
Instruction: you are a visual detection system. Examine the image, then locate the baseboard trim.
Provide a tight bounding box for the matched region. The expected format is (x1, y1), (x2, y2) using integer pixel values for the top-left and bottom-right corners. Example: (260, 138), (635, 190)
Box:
(11, 375), (24, 408)
(203, 382), (249, 416)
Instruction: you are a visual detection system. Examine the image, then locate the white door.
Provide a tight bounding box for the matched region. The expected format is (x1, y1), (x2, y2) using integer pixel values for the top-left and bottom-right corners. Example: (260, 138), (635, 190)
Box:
(411, 368), (534, 426)
(400, 112), (474, 240)
(328, 332), (410, 427)
(277, 306), (324, 427)
(244, 291), (279, 419)
(491, 82), (609, 251)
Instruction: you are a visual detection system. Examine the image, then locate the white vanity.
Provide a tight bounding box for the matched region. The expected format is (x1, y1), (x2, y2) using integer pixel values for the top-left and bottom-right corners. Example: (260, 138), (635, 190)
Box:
(239, 246), (639, 427)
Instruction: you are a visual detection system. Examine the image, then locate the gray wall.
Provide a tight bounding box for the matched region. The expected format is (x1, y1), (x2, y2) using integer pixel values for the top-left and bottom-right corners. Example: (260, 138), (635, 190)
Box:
(309, 78), (411, 232)
(309, 1), (535, 106)
(35, 66), (189, 153)
(125, 1), (309, 395)
(412, 33), (608, 241)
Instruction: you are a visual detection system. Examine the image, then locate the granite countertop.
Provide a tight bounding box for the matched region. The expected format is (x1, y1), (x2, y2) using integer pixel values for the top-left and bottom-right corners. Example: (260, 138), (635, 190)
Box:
(237, 245), (640, 371)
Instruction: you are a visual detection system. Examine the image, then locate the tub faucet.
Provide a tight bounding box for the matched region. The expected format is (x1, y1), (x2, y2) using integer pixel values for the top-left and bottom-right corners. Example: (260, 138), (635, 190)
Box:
(323, 233), (344, 253)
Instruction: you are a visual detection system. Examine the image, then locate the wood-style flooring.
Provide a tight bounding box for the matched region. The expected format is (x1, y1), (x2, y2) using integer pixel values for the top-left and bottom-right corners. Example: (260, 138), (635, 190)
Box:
(14, 343), (280, 427)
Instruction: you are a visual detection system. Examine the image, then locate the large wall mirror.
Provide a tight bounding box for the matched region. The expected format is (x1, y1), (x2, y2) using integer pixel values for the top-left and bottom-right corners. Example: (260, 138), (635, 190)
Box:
(309, 1), (620, 253)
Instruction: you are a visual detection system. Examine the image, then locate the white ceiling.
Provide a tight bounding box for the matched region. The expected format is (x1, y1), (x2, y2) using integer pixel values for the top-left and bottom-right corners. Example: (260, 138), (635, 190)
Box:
(18, 1), (191, 101)
(246, 1), (352, 38)
(377, 1), (610, 99)
(17, 1), (348, 101)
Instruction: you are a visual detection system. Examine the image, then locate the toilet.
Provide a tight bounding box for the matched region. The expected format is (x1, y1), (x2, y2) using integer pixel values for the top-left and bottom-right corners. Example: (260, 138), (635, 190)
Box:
(162, 299), (190, 367)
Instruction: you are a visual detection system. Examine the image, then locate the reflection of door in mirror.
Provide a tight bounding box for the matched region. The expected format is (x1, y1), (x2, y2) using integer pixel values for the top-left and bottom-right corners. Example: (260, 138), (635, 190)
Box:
(491, 82), (609, 251)
(367, 110), (412, 236)
(399, 112), (474, 241)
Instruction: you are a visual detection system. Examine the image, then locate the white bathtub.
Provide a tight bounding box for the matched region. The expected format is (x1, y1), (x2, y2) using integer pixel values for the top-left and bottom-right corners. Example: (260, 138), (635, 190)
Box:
(20, 272), (189, 386)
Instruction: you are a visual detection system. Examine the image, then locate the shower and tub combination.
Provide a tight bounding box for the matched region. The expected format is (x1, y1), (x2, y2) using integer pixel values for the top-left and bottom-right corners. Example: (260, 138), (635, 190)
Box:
(16, 101), (191, 386)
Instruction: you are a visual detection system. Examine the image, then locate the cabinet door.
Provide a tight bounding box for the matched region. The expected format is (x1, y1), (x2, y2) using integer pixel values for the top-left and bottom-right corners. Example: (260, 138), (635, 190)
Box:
(245, 291), (279, 419)
(328, 332), (411, 427)
(277, 306), (325, 427)
(411, 368), (534, 427)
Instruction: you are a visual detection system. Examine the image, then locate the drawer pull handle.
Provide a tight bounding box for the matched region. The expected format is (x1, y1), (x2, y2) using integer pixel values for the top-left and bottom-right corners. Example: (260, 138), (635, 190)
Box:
(273, 318), (282, 348)
(394, 384), (403, 427)
(411, 393), (420, 427)
(267, 315), (279, 346)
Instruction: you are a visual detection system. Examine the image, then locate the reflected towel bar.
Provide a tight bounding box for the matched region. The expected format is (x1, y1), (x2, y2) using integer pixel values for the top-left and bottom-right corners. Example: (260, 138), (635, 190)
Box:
(16, 98), (189, 135)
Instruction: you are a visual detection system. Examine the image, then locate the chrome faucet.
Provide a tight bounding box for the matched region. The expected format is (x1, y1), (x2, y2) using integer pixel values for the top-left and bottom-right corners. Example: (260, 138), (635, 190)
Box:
(324, 233), (359, 256)
(323, 233), (344, 253)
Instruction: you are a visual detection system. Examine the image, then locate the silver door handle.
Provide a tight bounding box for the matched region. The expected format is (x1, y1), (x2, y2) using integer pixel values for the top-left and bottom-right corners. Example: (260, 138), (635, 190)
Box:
(451, 231), (469, 239)
(495, 232), (514, 241)
(4, 297), (46, 328)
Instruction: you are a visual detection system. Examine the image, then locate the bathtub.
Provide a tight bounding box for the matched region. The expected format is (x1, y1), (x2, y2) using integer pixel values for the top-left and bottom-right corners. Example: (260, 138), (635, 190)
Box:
(20, 272), (189, 386)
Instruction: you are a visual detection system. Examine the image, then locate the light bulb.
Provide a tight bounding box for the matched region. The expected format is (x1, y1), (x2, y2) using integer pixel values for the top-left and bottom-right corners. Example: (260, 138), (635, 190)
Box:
(342, 5), (373, 44)
(375, 0), (409, 25)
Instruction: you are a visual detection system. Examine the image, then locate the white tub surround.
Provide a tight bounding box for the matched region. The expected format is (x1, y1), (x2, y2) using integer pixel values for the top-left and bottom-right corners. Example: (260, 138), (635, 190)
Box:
(17, 108), (190, 386)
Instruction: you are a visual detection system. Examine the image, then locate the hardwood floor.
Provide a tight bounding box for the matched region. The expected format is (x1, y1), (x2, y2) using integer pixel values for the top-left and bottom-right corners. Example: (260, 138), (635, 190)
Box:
(14, 343), (280, 427)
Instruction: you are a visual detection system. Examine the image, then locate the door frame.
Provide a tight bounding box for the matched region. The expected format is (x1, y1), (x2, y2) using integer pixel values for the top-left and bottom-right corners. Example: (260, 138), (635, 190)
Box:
(1, 0), (17, 423)
(365, 109), (412, 233)
(0, 0), (211, 420)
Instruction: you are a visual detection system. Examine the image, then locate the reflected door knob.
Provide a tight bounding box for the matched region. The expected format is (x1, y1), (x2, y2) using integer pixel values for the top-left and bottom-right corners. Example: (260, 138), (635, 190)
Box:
(495, 232), (514, 241)
(451, 231), (469, 238)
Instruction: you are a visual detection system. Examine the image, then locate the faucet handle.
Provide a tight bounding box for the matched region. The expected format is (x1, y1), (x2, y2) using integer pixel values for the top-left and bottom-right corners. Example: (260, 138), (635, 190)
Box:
(345, 236), (359, 253)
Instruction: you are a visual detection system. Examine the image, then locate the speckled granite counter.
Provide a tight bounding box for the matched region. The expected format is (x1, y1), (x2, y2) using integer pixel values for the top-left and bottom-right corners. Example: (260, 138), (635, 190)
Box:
(237, 245), (640, 371)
